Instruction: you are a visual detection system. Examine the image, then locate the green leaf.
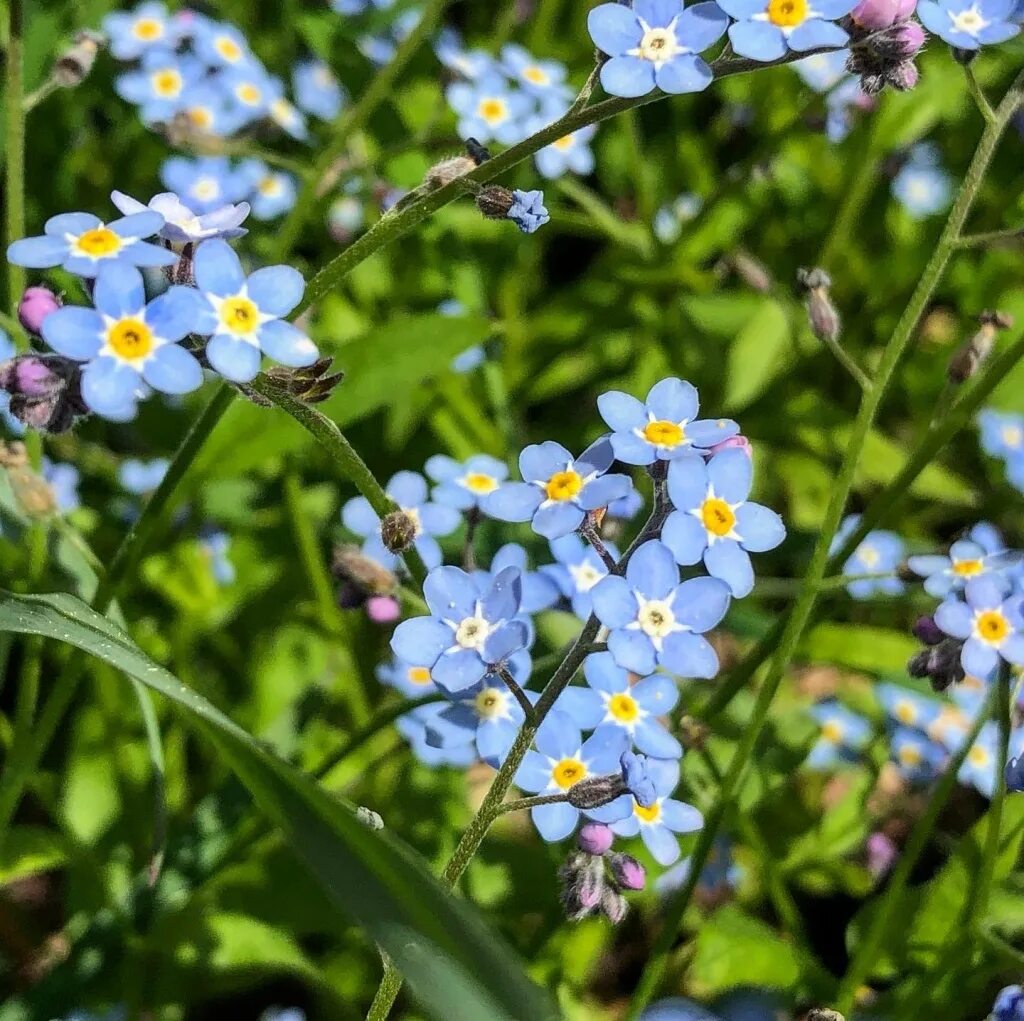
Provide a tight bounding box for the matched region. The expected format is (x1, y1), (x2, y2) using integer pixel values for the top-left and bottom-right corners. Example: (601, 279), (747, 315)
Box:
(801, 623), (919, 674)
(0, 826), (67, 883)
(0, 590), (557, 1021)
(723, 300), (793, 412)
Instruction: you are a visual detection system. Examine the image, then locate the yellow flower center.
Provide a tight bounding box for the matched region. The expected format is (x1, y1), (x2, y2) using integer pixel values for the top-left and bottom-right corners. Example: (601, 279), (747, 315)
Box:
(220, 296), (260, 334)
(1002, 425), (1022, 448)
(406, 666), (432, 686)
(637, 27), (676, 62)
(236, 82), (262, 105)
(643, 420), (685, 447)
(479, 98), (507, 124)
(608, 692), (639, 722)
(463, 472), (498, 494)
(767, 0), (809, 27)
(216, 36), (242, 61)
(271, 98), (295, 123)
(551, 758), (586, 789)
(951, 6), (985, 30)
(523, 65), (548, 85)
(894, 701), (916, 725)
(107, 318), (154, 361)
(975, 609), (1010, 645)
(821, 720), (844, 743)
(75, 227), (122, 258)
(152, 69), (182, 97)
(858, 544), (880, 569)
(192, 178), (219, 201)
(552, 135), (574, 151)
(545, 470), (582, 502)
(969, 745), (990, 766)
(898, 744), (922, 767)
(701, 497), (736, 537)
(634, 801), (661, 822)
(474, 687), (505, 719)
(258, 176), (282, 197)
(952, 558), (984, 577)
(133, 17), (163, 40)
(187, 106), (214, 130)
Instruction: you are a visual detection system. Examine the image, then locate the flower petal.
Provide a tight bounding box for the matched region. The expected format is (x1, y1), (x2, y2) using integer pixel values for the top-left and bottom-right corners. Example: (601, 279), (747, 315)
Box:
(246, 264), (305, 316)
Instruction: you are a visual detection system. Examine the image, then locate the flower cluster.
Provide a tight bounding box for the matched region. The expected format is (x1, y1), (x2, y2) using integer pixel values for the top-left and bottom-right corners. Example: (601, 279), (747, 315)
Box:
(159, 155), (298, 222)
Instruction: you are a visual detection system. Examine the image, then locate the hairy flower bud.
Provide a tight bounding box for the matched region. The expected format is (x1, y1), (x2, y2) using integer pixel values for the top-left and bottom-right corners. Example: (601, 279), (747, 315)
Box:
(0, 354), (87, 433)
(912, 615), (944, 646)
(609, 853), (646, 891)
(907, 637), (965, 691)
(265, 356), (344, 405)
(425, 155), (477, 190)
(600, 888), (628, 924)
(566, 771), (627, 810)
(558, 851), (604, 921)
(17, 287), (61, 335)
(729, 250), (772, 293)
(851, 0), (907, 29)
(52, 30), (103, 88)
(798, 267), (842, 345)
(891, 20), (926, 56)
(578, 822), (614, 856)
(948, 310), (1011, 384)
(380, 508), (421, 554)
(847, 22), (925, 94)
(476, 185), (515, 221)
(331, 544), (398, 597)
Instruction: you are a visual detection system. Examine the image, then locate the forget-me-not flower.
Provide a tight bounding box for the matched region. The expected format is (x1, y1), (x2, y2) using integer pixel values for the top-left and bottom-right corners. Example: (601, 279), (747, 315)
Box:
(588, 0), (729, 98)
(41, 265), (203, 420)
(979, 408), (1024, 461)
(807, 699), (872, 768)
(446, 73), (532, 144)
(475, 543), (561, 614)
(120, 457), (169, 495)
(238, 160), (298, 220)
(830, 514), (905, 599)
(191, 18), (252, 67)
(892, 145), (953, 219)
(907, 537), (1019, 598)
(543, 532), (621, 619)
(935, 576), (1024, 677)
(890, 725), (946, 782)
(598, 377), (739, 465)
(160, 156), (250, 215)
(917, 0), (1020, 45)
(293, 60), (345, 120)
(425, 453), (509, 512)
(717, 0), (856, 61)
(662, 449), (785, 597)
(377, 655), (440, 698)
(110, 190), (250, 245)
(103, 1), (178, 60)
(507, 190), (550, 234)
(114, 49), (202, 124)
(500, 43), (571, 99)
(483, 437), (632, 539)
(591, 539), (731, 677)
(876, 682), (943, 731)
(434, 27), (496, 79)
(191, 238), (318, 382)
(397, 703), (478, 768)
(532, 117), (597, 180)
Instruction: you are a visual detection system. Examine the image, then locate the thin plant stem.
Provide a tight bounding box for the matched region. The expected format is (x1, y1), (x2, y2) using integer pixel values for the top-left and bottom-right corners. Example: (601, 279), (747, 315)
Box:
(626, 69), (1024, 1019)
(495, 663), (536, 723)
(955, 225), (1024, 248)
(495, 792), (570, 816)
(965, 65), (998, 126)
(578, 521), (617, 572)
(5, 0), (25, 319)
(820, 331), (873, 391)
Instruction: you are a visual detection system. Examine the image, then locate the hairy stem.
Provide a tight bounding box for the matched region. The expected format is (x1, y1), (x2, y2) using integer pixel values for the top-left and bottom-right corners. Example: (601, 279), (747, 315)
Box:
(5, 0), (25, 319)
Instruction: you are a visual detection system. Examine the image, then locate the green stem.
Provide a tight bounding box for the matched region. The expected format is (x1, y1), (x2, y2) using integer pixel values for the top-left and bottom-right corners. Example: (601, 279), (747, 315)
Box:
(965, 65), (998, 127)
(955, 225), (1024, 249)
(832, 681), (998, 1013)
(819, 331), (873, 392)
(494, 792), (570, 816)
(0, 385), (234, 851)
(5, 0), (25, 318)
(272, 0), (452, 260)
(627, 68), (1024, 1020)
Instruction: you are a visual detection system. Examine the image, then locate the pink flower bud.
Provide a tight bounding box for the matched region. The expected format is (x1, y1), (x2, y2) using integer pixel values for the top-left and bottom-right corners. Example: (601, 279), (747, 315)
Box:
(892, 21), (926, 56)
(609, 852), (646, 891)
(578, 823), (614, 856)
(708, 435), (752, 458)
(365, 595), (400, 624)
(851, 0), (905, 27)
(14, 357), (58, 397)
(867, 831), (898, 877)
(895, 0), (918, 18)
(17, 287), (61, 335)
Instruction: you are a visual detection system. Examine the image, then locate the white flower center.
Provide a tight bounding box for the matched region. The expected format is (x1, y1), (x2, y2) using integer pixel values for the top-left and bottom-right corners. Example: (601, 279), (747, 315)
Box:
(569, 562), (604, 593)
(630, 22), (684, 65)
(454, 615), (491, 651)
(949, 5), (987, 32)
(637, 599), (676, 639)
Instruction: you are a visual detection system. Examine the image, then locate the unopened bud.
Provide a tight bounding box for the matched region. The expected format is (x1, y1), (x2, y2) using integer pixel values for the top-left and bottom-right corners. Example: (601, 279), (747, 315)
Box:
(609, 853), (646, 891)
(807, 1010), (845, 1021)
(0, 354), (86, 433)
(356, 806), (384, 830)
(912, 615), (944, 646)
(558, 851), (604, 921)
(707, 435), (751, 459)
(578, 822), (614, 856)
(476, 185), (515, 221)
(365, 595), (400, 623)
(947, 311), (1010, 384)
(577, 857), (604, 910)
(425, 155), (476, 190)
(566, 772), (627, 810)
(52, 30), (103, 88)
(17, 287), (61, 335)
(464, 137), (492, 166)
(850, 0), (909, 29)
(332, 544), (398, 597)
(730, 250), (772, 293)
(599, 888), (628, 924)
(887, 60), (919, 91)
(891, 20), (926, 56)
(798, 267), (841, 344)
(265, 356), (344, 404)
(380, 509), (421, 554)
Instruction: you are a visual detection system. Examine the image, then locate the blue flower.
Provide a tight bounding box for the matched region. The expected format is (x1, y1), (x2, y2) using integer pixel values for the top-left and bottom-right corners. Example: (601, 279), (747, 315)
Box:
(958, 722), (1000, 797)
(917, 0), (1020, 45)
(971, 520), (1007, 554)
(807, 699), (871, 768)
(114, 49), (202, 124)
(608, 488), (644, 520)
(40, 265), (203, 420)
(792, 48), (850, 91)
(620, 749), (659, 806)
(591, 539), (731, 677)
(445, 72), (533, 144)
(543, 532), (621, 619)
(483, 437), (632, 539)
(267, 87), (310, 142)
(662, 449), (785, 598)
(434, 27), (496, 79)
(876, 682), (943, 731)
(390, 564), (529, 692)
(238, 160), (298, 220)
(598, 377), (739, 465)
(377, 655), (440, 698)
(531, 115), (597, 179)
(397, 703), (478, 768)
(293, 60), (344, 121)
(514, 711), (629, 840)
(424, 653), (535, 766)
(907, 538), (1020, 598)
(160, 156), (251, 214)
(452, 345), (486, 373)
(42, 458), (80, 512)
(829, 514), (905, 599)
(120, 457), (169, 495)
(110, 190), (250, 245)
(507, 190), (550, 234)
(328, 195), (365, 238)
(217, 61), (277, 126)
(175, 81), (247, 138)
(588, 0), (729, 98)
(8, 210), (176, 278)
(892, 146), (952, 219)
(191, 19), (252, 68)
(103, 2), (178, 60)
(639, 999), (722, 1021)
(475, 543), (561, 614)
(935, 576), (1024, 677)
(717, 0), (855, 61)
(890, 725), (947, 782)
(600, 756), (703, 866)
(191, 239), (318, 383)
(500, 43), (572, 100)
(557, 651), (683, 757)
(199, 528), (235, 585)
(992, 985), (1024, 1021)
(342, 471), (461, 571)
(425, 453), (509, 511)
(979, 408), (1024, 461)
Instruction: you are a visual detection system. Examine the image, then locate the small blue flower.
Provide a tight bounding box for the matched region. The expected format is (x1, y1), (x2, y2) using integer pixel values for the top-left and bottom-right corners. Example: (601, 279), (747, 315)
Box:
(191, 239), (318, 383)
(917, 0), (1020, 45)
(591, 539), (731, 677)
(238, 160), (298, 220)
(958, 721), (1000, 796)
(890, 725), (947, 782)
(599, 377), (739, 465)
(397, 703), (478, 768)
(514, 711), (629, 840)
(588, 0), (729, 98)
(807, 699), (871, 768)
(199, 528), (235, 585)
(892, 146), (953, 219)
(293, 59), (345, 120)
(971, 520), (1007, 554)
(475, 543), (561, 614)
(992, 985), (1024, 1021)
(620, 749), (659, 807)
(176, 81), (247, 138)
(792, 48), (850, 91)
(41, 264), (204, 420)
(876, 683), (943, 731)
(266, 87), (310, 142)
(608, 488), (645, 521)
(425, 453), (509, 511)
(639, 999), (722, 1021)
(103, 2), (178, 60)
(483, 437), (632, 539)
(662, 449), (785, 598)
(446, 72), (533, 144)
(390, 564), (529, 692)
(218, 61), (276, 126)
(507, 189), (550, 234)
(8, 210), (176, 278)
(110, 190), (250, 245)
(434, 27), (496, 79)
(160, 156), (251, 215)
(114, 49), (202, 125)
(120, 457), (169, 495)
(557, 651), (683, 757)
(543, 532), (621, 619)
(500, 43), (572, 100)
(829, 514), (905, 599)
(718, 0), (856, 61)
(979, 408), (1024, 461)
(42, 458), (80, 512)
(935, 576), (1024, 677)
(342, 471), (461, 571)
(452, 345), (486, 373)
(531, 115), (597, 180)
(907, 538), (1020, 598)
(191, 19), (252, 68)
(377, 655), (440, 698)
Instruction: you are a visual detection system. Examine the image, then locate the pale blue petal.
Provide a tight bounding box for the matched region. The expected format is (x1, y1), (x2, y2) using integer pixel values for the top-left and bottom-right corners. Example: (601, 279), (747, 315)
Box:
(94, 265), (146, 318)
(341, 496), (379, 537)
(600, 56), (656, 98)
(482, 565), (523, 620)
(642, 824), (681, 866)
(598, 389), (646, 431)
(145, 285), (204, 341)
(788, 19), (850, 50)
(142, 344), (203, 394)
(257, 319), (319, 367)
(728, 20), (788, 60)
(532, 802), (579, 842)
(432, 649), (487, 692)
(41, 307), (104, 359)
(533, 501), (585, 538)
(707, 448), (752, 503)
(483, 482), (543, 521)
(662, 510), (708, 565)
(7, 235), (68, 268)
(591, 575), (637, 628)
(962, 638), (999, 677)
(558, 688), (606, 729)
(588, 3), (642, 55)
(676, 2), (731, 48)
(579, 473), (632, 511)
(667, 454), (708, 510)
(660, 798), (704, 833)
(247, 264), (305, 316)
(423, 565), (478, 618)
(647, 378), (698, 422)
(108, 210), (165, 240)
(608, 629), (657, 675)
(206, 334), (261, 382)
(674, 576), (731, 632)
(625, 540), (678, 599)
(705, 540), (754, 597)
(390, 617), (453, 664)
(80, 357), (142, 418)
(194, 238), (246, 295)
(660, 631), (719, 678)
(520, 440), (573, 482)
(610, 430), (657, 465)
(655, 54), (714, 94)
(45, 211), (100, 236)
(634, 719), (683, 758)
(735, 502), (786, 552)
(633, 674), (679, 714)
(584, 651), (629, 694)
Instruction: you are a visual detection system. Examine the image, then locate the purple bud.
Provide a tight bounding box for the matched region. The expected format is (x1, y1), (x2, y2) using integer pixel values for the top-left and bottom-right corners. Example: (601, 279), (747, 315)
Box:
(14, 356), (58, 398)
(365, 595), (400, 623)
(892, 21), (925, 56)
(895, 0), (918, 18)
(912, 615), (944, 646)
(17, 287), (61, 335)
(578, 822), (614, 856)
(577, 860), (604, 909)
(851, 0), (904, 28)
(708, 435), (752, 458)
(866, 831), (898, 877)
(609, 853), (646, 891)
(600, 888), (628, 924)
